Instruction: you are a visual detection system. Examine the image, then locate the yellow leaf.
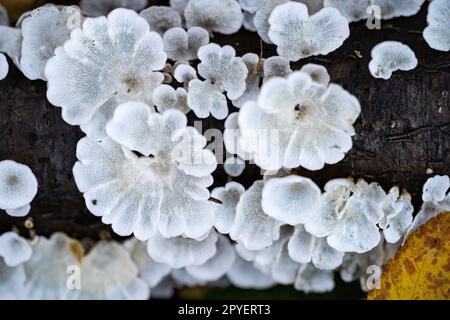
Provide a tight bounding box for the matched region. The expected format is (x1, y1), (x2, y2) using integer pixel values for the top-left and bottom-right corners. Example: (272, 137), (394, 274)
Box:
(368, 212), (450, 300)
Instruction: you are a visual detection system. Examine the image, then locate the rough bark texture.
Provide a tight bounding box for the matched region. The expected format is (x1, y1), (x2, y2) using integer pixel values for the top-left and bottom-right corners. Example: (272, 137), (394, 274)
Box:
(0, 3), (449, 240)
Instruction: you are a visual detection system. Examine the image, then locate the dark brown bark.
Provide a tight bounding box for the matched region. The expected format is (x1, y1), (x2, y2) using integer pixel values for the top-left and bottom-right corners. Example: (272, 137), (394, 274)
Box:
(0, 3), (449, 239)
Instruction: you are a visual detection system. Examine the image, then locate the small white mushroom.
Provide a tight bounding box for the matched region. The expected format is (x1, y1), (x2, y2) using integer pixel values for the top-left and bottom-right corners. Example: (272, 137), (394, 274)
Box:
(123, 237), (171, 288)
(227, 252), (276, 289)
(169, 0), (189, 17)
(140, 6), (182, 36)
(378, 187), (414, 243)
(163, 27), (209, 61)
(369, 41), (418, 80)
(232, 53), (264, 108)
(187, 43), (248, 119)
(294, 263), (335, 293)
(171, 268), (208, 287)
(0, 52), (8, 80)
(242, 11), (257, 31)
(173, 62), (198, 83)
(0, 160), (38, 217)
(80, 0), (148, 16)
(238, 70), (361, 171)
(262, 175), (321, 225)
(404, 175), (450, 240)
(223, 157), (246, 177)
(268, 2), (350, 61)
(422, 175), (450, 204)
(423, 0), (450, 52)
(19, 5), (82, 81)
(146, 230), (218, 269)
(0, 26), (22, 66)
(372, 0), (425, 20)
(287, 225), (344, 270)
(186, 235), (236, 281)
(299, 63), (330, 86)
(184, 0), (244, 35)
(211, 181), (245, 234)
(324, 0), (371, 22)
(74, 241), (150, 300)
(223, 112), (254, 161)
(230, 180), (284, 250)
(263, 56), (292, 81)
(0, 232), (32, 267)
(152, 84), (190, 113)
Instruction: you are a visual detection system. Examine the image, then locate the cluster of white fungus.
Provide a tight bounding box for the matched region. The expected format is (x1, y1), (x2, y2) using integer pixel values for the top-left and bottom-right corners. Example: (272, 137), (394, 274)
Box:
(0, 0), (445, 299)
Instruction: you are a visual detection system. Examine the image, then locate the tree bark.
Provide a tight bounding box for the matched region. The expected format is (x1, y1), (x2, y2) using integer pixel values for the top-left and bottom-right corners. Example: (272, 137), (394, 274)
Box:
(0, 3), (449, 239)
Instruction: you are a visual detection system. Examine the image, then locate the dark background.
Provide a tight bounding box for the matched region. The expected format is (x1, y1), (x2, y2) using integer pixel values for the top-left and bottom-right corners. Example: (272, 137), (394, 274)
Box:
(0, 0), (448, 299)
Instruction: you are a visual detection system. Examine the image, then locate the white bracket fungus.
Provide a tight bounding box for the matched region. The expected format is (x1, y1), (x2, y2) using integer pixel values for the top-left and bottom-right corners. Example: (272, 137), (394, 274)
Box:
(369, 41), (418, 80)
(0, 260), (26, 299)
(16, 233), (149, 300)
(152, 84), (190, 113)
(140, 6), (182, 35)
(263, 56), (292, 81)
(80, 0), (149, 16)
(324, 0), (425, 22)
(287, 225), (344, 270)
(173, 62), (198, 83)
(224, 112), (254, 161)
(423, 0), (450, 52)
(405, 175), (450, 240)
(186, 235), (236, 281)
(45, 8), (167, 140)
(124, 237), (172, 288)
(211, 181), (245, 234)
(0, 26), (22, 66)
(268, 2), (350, 61)
(19, 4), (82, 81)
(227, 252), (276, 289)
(184, 0), (244, 35)
(323, 0), (370, 22)
(163, 26), (209, 61)
(261, 175), (321, 225)
(232, 53), (264, 108)
(187, 43), (248, 119)
(379, 187), (414, 243)
(0, 232), (32, 267)
(299, 63), (330, 86)
(0, 160), (38, 217)
(238, 70), (361, 171)
(146, 230), (218, 269)
(74, 102), (216, 240)
(230, 180), (284, 250)
(294, 263), (335, 293)
(0, 52), (8, 80)
(305, 178), (412, 253)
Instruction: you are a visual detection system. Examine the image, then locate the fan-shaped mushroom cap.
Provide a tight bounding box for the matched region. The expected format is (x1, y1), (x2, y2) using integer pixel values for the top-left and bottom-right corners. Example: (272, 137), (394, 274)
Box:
(140, 6), (182, 35)
(163, 26), (209, 61)
(268, 2), (350, 61)
(0, 232), (32, 267)
(184, 0), (243, 35)
(423, 0), (450, 51)
(369, 41), (418, 80)
(0, 160), (38, 215)
(80, 0), (148, 16)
